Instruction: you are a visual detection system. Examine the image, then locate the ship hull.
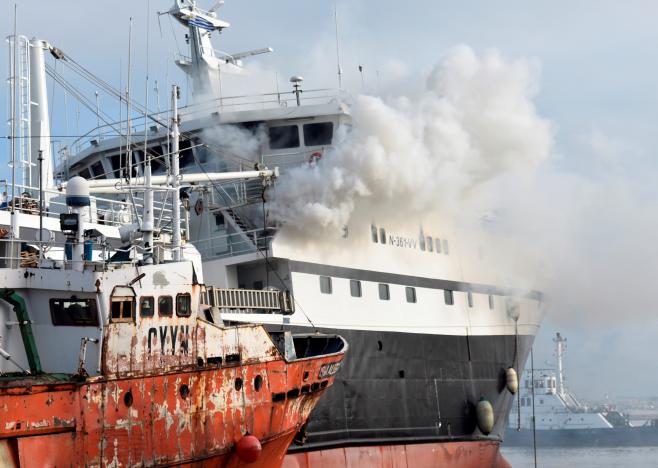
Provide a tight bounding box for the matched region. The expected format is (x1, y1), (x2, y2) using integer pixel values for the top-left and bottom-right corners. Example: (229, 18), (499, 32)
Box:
(282, 327), (534, 466)
(0, 355), (341, 467)
(283, 440), (511, 468)
(504, 426), (658, 448)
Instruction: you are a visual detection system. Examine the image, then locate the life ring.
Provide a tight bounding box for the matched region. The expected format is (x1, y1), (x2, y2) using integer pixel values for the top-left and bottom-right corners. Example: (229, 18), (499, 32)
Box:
(308, 151), (323, 165)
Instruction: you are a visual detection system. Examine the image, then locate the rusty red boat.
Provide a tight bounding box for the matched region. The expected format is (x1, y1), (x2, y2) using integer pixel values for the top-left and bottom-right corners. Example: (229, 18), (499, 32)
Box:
(0, 170), (346, 466)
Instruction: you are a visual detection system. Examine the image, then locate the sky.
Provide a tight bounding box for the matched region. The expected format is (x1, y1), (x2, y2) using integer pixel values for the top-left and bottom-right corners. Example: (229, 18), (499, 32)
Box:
(2, 0), (658, 400)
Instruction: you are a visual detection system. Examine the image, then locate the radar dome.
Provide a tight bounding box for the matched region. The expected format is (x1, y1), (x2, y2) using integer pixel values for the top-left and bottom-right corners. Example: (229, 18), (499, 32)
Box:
(66, 176), (90, 207)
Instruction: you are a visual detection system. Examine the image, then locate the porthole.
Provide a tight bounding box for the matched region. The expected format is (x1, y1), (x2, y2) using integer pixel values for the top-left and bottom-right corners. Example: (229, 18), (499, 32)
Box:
(235, 377), (243, 391)
(180, 384), (190, 400)
(254, 375), (263, 392)
(123, 391), (133, 408)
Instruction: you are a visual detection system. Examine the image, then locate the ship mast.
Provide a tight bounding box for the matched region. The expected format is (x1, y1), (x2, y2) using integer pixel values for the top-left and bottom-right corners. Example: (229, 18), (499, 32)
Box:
(554, 332), (567, 399)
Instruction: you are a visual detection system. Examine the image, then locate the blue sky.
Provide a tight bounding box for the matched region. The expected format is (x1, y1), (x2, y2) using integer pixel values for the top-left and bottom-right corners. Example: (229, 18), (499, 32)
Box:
(2, 0), (658, 399)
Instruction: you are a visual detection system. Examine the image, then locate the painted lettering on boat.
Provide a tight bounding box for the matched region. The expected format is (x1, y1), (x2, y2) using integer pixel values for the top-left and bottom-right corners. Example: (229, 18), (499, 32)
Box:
(388, 234), (418, 249)
(147, 325), (191, 355)
(318, 361), (342, 379)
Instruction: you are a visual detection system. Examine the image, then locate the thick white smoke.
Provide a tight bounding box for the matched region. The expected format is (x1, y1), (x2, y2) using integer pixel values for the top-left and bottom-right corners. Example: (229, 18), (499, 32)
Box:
(270, 45), (552, 236)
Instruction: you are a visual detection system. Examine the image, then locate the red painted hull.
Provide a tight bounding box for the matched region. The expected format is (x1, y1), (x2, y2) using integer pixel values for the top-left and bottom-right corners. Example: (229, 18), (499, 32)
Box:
(0, 354), (341, 467)
(282, 441), (512, 468)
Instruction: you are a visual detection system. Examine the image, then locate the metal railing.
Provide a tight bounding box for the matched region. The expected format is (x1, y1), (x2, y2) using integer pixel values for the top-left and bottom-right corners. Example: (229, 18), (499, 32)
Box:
(0, 181), (173, 230)
(193, 227), (274, 261)
(204, 286), (294, 314)
(64, 88), (349, 158)
(0, 235), (122, 270)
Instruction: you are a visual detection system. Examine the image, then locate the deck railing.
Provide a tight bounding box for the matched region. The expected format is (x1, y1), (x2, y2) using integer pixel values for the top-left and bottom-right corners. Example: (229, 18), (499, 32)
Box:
(204, 286), (294, 315)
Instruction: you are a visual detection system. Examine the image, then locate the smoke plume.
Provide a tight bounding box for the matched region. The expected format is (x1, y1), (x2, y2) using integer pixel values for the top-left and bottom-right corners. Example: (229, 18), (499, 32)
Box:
(270, 45), (552, 236)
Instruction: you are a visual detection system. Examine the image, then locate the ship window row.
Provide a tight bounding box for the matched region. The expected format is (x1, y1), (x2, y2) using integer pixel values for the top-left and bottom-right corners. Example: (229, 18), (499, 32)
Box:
(318, 276), (497, 308)
(268, 122), (334, 150)
(370, 224), (449, 255)
(75, 139), (196, 181)
(520, 397), (532, 406)
(136, 294), (192, 318)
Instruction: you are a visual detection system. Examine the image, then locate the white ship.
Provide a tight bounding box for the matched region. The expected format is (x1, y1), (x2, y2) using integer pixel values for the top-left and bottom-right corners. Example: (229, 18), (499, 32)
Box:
(3, 1), (545, 465)
(506, 332), (658, 447)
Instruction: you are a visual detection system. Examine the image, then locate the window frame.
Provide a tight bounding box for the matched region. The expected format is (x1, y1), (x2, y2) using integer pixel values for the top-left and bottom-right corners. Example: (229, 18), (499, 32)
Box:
(378, 283), (390, 301)
(444, 290), (454, 306)
(110, 297), (135, 323)
(49, 298), (99, 327)
(319, 276), (333, 294)
(302, 122), (334, 146)
(158, 295), (174, 317)
(379, 227), (387, 244)
(268, 125), (300, 150)
(350, 279), (362, 298)
(405, 286), (417, 303)
(140, 296), (155, 317)
(176, 293), (192, 317)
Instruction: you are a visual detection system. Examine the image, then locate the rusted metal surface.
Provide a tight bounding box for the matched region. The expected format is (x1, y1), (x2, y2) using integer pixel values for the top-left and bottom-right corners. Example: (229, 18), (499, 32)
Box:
(282, 440), (510, 468)
(0, 350), (343, 466)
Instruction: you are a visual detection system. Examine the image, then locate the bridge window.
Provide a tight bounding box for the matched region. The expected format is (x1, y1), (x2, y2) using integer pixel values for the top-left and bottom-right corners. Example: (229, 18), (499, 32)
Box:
(435, 238), (442, 253)
(269, 125), (300, 149)
(111, 297), (135, 323)
(378, 283), (390, 301)
(371, 225), (378, 243)
(419, 234), (426, 251)
(176, 293), (192, 317)
(303, 122), (334, 146)
(140, 296), (154, 317)
(467, 291), (473, 308)
(444, 290), (454, 305)
(90, 161), (107, 179)
(50, 298), (99, 326)
(405, 287), (417, 303)
(442, 239), (450, 254)
(159, 296), (173, 317)
(78, 167), (92, 179)
(427, 237), (433, 252)
(350, 280), (362, 297)
(379, 228), (386, 244)
(319, 276), (333, 294)
(488, 294), (495, 310)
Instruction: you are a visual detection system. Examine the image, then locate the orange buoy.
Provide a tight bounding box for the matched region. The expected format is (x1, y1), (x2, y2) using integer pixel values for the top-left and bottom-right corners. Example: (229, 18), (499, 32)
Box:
(236, 434), (262, 463)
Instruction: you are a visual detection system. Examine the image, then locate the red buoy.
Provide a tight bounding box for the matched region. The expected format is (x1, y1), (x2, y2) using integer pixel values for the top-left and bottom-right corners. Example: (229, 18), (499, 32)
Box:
(236, 434), (262, 463)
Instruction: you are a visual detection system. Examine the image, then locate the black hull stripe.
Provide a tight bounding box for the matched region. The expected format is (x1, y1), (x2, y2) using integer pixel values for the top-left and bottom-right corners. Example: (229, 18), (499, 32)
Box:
(288, 260), (542, 300)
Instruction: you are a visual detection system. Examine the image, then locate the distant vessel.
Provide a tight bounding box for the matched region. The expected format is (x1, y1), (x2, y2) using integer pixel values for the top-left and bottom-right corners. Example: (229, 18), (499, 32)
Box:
(505, 332), (658, 447)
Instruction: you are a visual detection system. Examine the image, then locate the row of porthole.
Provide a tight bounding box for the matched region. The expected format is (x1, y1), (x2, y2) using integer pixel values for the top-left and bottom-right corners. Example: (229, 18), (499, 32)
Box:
(272, 380), (329, 402)
(122, 376), (265, 408)
(371, 225), (450, 255)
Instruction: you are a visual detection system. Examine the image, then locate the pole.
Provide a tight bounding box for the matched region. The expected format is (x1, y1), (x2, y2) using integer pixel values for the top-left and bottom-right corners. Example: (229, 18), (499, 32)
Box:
(38, 150), (43, 261)
(531, 347), (538, 468)
(334, 2), (342, 89)
(10, 5), (18, 239)
(171, 85), (181, 261)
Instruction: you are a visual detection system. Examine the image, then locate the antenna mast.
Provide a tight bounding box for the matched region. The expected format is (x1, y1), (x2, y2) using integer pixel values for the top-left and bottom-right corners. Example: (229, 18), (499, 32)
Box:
(334, 2), (342, 89)
(554, 332), (567, 398)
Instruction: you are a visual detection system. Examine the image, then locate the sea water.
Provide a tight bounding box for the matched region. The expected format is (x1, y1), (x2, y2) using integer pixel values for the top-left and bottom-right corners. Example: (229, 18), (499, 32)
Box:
(501, 446), (658, 468)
